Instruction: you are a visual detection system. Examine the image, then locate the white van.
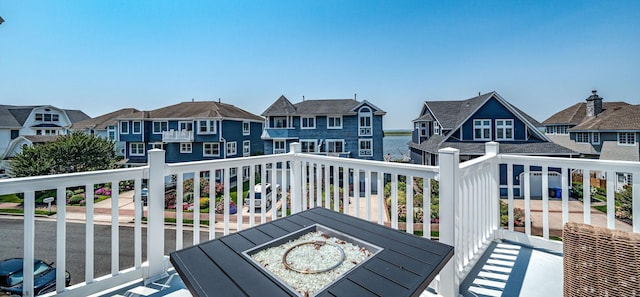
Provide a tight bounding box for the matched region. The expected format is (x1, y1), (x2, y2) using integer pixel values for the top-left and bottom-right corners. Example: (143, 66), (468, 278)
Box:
(244, 183), (279, 209)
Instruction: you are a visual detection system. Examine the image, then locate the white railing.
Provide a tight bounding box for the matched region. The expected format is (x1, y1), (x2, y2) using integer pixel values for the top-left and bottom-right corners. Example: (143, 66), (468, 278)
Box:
(161, 130), (193, 142)
(2, 141), (639, 297)
(0, 167), (149, 297)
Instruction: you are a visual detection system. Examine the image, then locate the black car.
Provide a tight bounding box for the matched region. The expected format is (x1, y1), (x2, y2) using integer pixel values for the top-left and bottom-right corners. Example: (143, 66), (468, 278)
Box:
(0, 258), (70, 296)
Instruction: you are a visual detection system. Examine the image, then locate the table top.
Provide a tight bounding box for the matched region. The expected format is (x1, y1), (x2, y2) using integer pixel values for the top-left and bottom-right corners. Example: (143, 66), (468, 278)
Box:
(170, 207), (453, 297)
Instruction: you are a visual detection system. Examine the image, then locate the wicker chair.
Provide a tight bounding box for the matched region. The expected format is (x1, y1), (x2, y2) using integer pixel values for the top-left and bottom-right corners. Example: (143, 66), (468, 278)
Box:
(563, 222), (640, 296)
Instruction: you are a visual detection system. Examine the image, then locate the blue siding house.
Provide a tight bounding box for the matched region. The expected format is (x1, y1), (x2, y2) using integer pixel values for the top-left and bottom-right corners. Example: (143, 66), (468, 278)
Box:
(408, 91), (576, 196)
(261, 96), (386, 161)
(117, 101), (264, 165)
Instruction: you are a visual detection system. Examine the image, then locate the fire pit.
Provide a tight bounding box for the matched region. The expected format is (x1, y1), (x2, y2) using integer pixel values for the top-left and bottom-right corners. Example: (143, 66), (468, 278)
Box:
(243, 224), (382, 296)
(170, 207), (453, 297)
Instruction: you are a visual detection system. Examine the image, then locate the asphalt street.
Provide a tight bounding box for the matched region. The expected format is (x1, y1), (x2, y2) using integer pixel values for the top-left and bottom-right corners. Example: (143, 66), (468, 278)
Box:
(0, 217), (211, 285)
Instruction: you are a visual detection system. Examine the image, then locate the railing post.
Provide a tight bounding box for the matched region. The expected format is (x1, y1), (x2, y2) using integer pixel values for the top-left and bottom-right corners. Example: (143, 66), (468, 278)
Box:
(290, 143), (303, 214)
(147, 149), (167, 281)
(438, 148), (459, 297)
(485, 142), (500, 235)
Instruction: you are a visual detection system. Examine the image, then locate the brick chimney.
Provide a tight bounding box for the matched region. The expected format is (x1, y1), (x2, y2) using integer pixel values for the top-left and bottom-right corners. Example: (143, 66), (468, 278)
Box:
(586, 90), (603, 117)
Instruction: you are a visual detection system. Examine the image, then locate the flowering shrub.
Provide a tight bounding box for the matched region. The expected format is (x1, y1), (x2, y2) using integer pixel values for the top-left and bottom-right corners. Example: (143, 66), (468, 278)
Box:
(500, 200), (526, 227)
(200, 198), (210, 209)
(215, 199), (237, 214)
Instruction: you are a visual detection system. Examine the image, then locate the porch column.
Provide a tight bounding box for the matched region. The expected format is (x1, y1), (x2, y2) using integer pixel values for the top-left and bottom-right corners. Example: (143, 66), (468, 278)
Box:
(147, 149), (166, 280)
(438, 147), (459, 297)
(486, 142), (501, 234)
(289, 143), (303, 213)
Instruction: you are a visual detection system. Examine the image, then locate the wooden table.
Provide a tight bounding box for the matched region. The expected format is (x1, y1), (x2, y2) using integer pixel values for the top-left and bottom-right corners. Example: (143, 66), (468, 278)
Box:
(170, 207), (453, 297)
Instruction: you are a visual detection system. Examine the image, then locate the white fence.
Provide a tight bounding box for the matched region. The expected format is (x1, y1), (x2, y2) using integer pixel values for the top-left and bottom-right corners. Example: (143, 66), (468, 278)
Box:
(1, 142), (639, 297)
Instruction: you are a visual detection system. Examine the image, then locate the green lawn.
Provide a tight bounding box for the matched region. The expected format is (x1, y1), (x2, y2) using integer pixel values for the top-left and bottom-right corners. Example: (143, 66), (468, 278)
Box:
(0, 194), (22, 203)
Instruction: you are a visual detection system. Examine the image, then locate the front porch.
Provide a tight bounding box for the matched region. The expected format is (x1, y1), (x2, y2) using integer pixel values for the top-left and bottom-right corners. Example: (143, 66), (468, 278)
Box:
(0, 142), (638, 296)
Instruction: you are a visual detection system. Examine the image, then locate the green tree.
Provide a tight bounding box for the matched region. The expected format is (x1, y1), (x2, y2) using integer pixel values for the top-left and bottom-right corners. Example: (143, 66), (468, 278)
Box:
(9, 131), (117, 177)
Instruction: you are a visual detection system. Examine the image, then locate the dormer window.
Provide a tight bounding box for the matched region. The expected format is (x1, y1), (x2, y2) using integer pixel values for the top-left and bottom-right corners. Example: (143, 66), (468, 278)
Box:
(35, 112), (59, 122)
(433, 122), (440, 135)
(359, 107), (372, 136)
(473, 119), (491, 141)
(495, 119), (514, 141)
(273, 117), (288, 128)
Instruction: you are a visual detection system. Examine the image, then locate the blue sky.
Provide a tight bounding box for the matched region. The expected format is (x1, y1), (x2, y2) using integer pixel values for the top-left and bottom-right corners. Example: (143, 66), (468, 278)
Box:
(1, 1), (639, 129)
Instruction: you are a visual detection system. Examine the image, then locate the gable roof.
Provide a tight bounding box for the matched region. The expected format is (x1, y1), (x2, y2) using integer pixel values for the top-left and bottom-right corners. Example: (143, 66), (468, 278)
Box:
(423, 92), (547, 140)
(262, 96), (386, 116)
(0, 105), (90, 128)
(262, 95), (297, 115)
(543, 102), (630, 125)
(569, 104), (640, 131)
(71, 108), (140, 130)
(121, 101), (263, 121)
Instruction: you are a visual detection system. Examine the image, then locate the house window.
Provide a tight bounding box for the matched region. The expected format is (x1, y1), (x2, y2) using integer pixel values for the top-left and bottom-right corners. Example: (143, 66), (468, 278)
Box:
(230, 167), (237, 177)
(433, 122), (440, 135)
(243, 140), (251, 156)
(153, 121), (168, 134)
(326, 140), (344, 153)
(359, 107), (372, 136)
(203, 142), (220, 156)
(592, 132), (600, 144)
(227, 142), (237, 156)
(130, 143), (145, 156)
(180, 142), (192, 153)
(36, 129), (58, 135)
(546, 126), (554, 134)
(35, 112), (59, 122)
(359, 139), (373, 157)
(417, 122), (428, 137)
(273, 117), (288, 128)
(618, 132), (636, 145)
(151, 143), (164, 150)
(495, 119), (514, 141)
(179, 121), (193, 132)
(473, 119), (491, 141)
(107, 125), (116, 140)
(198, 120), (217, 134)
(132, 121), (142, 134)
(557, 126), (568, 135)
(327, 116), (342, 129)
(301, 117), (316, 129)
(300, 140), (317, 153)
(274, 140), (286, 154)
(120, 122), (129, 134)
(243, 121), (250, 135)
(576, 132), (590, 143)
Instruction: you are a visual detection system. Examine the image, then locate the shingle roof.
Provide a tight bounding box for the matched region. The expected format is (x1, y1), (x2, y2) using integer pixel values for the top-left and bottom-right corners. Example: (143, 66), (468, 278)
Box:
(262, 95), (297, 115)
(122, 101), (263, 121)
(409, 137), (576, 156)
(569, 105), (640, 131)
(262, 96), (386, 116)
(425, 93), (493, 129)
(542, 102), (630, 125)
(71, 108), (140, 130)
(0, 105), (90, 127)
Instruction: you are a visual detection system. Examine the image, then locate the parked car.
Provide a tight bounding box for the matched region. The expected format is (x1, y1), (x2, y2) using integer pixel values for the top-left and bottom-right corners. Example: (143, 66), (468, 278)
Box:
(0, 258), (70, 296)
(244, 183), (279, 210)
(141, 188), (148, 206)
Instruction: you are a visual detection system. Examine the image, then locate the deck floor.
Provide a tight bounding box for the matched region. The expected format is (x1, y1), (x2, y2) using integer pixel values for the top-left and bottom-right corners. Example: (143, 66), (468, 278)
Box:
(460, 240), (563, 297)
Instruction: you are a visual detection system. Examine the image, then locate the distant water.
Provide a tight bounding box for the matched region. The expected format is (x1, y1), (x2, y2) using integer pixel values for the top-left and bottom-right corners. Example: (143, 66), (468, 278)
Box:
(383, 134), (411, 161)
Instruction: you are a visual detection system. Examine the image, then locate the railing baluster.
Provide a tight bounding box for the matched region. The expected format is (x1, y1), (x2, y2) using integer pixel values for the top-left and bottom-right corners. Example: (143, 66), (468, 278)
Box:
(606, 170), (615, 229)
(354, 169), (360, 218)
(236, 166), (243, 231)
(391, 173), (398, 229)
(365, 170), (372, 221)
(424, 177), (430, 239)
(261, 163), (267, 224)
(193, 172), (201, 244)
(224, 167), (231, 235)
(176, 173), (184, 249)
(56, 187), (67, 294)
(378, 171), (385, 226)
(134, 178), (142, 268)
(210, 170), (216, 239)
(583, 168), (591, 224)
(524, 166), (531, 236)
(23, 191), (35, 297)
(507, 162), (514, 231)
(85, 184), (94, 283)
(249, 165), (256, 226)
(562, 167), (569, 225)
(406, 175), (414, 234)
(542, 166), (550, 240)
(111, 181), (120, 274)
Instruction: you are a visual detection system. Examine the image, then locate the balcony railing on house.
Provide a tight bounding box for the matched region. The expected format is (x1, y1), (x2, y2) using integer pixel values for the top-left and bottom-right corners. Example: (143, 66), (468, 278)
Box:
(162, 130), (193, 142)
(1, 142), (639, 297)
